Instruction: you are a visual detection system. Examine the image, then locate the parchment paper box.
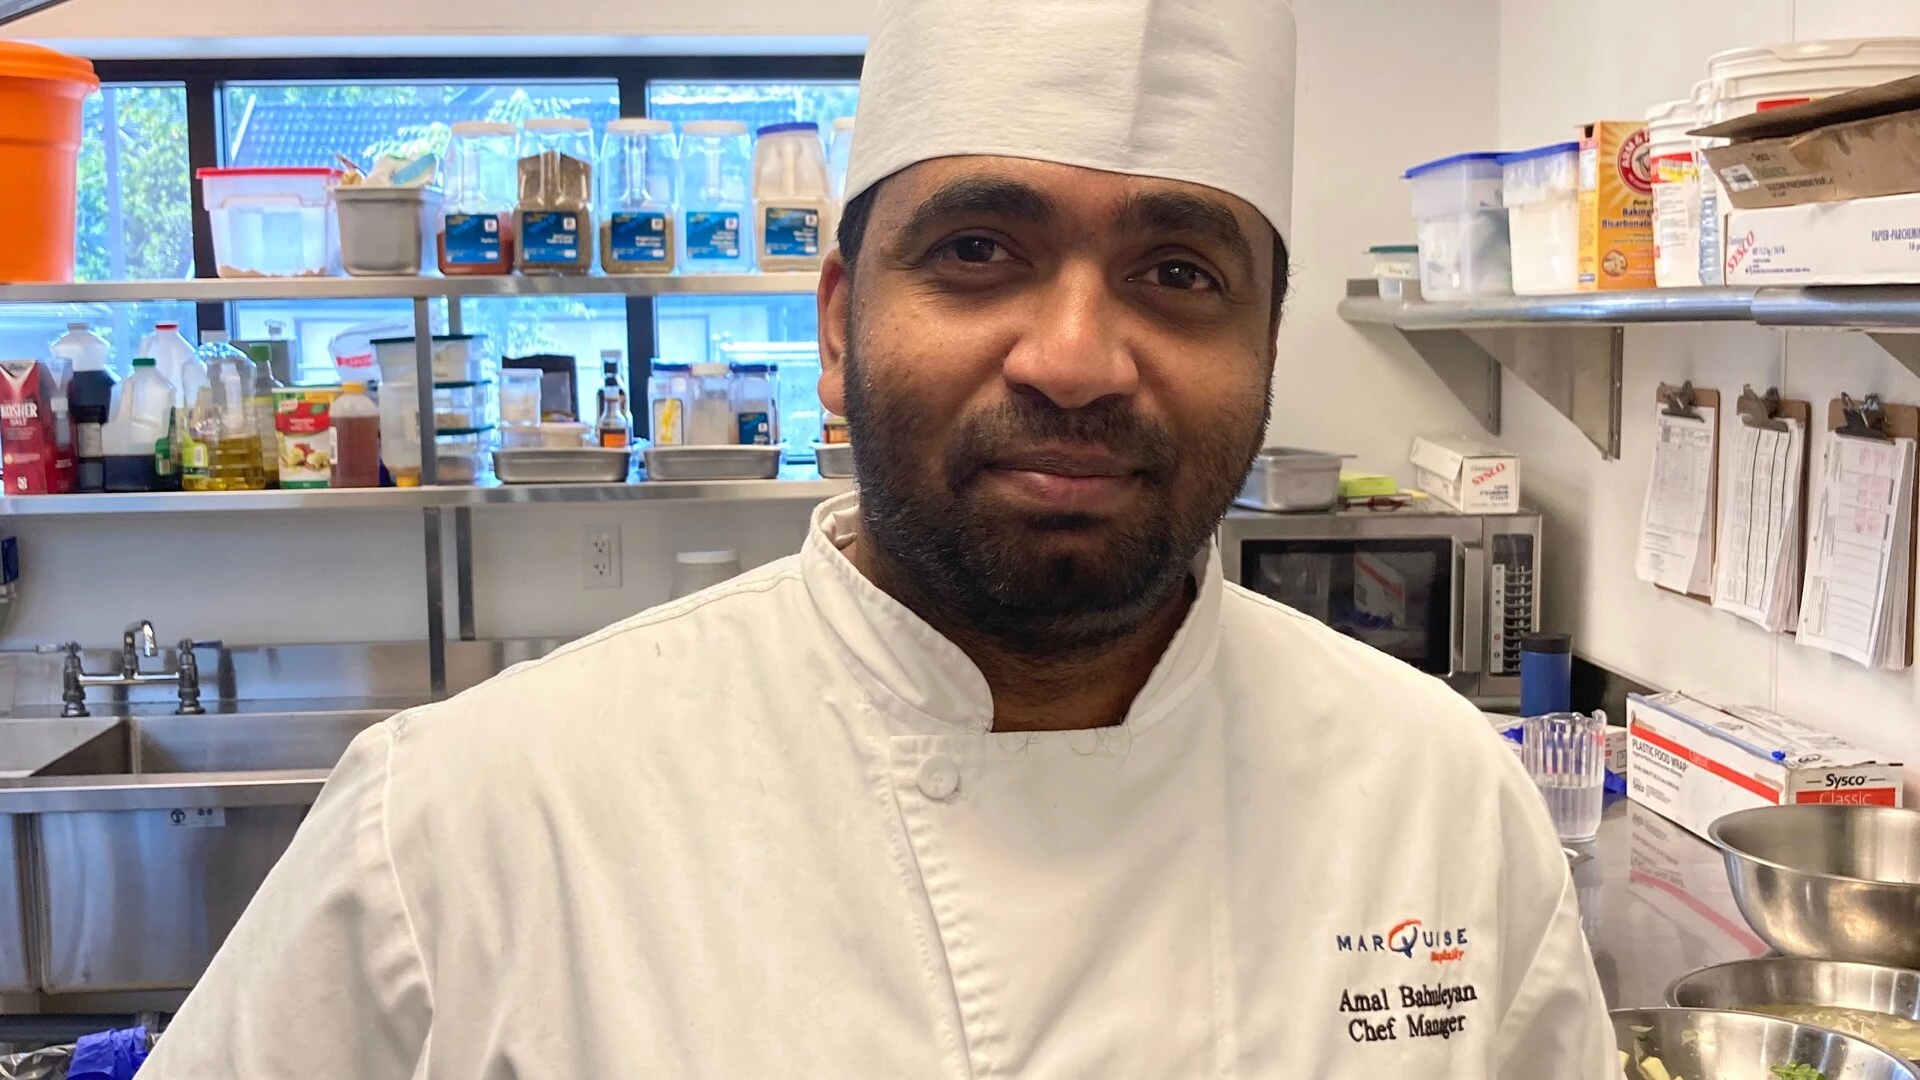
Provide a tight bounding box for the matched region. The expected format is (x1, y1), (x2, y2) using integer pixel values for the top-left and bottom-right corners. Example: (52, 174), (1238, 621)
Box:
(1409, 435), (1519, 514)
(1725, 191), (1920, 286)
(1626, 690), (1903, 842)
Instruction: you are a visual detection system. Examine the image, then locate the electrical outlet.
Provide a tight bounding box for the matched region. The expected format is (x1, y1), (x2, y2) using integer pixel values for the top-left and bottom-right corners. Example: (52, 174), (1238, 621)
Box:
(583, 524), (622, 590)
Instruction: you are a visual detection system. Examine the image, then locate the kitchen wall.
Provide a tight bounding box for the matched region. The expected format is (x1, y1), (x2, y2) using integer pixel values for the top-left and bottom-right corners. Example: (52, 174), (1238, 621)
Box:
(1493, 0), (1920, 771)
(0, 0), (1506, 657)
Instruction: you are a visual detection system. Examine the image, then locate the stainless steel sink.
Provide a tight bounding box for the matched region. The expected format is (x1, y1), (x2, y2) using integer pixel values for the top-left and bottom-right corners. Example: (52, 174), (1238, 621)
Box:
(0, 703), (405, 1000)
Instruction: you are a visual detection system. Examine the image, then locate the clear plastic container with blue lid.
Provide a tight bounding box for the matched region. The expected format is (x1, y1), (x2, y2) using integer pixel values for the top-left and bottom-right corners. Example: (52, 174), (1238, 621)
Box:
(728, 361), (779, 446)
(1496, 142), (1580, 295)
(1404, 151), (1511, 300)
(678, 120), (753, 274)
(1403, 151), (1506, 219)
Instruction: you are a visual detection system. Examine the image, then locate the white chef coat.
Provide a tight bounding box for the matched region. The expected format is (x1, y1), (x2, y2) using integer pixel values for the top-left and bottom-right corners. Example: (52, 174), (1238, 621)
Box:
(144, 493), (1613, 1079)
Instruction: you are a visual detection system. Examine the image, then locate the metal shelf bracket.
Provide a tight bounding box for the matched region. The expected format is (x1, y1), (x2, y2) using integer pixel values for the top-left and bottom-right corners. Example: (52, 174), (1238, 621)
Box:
(1341, 281), (1625, 460)
(1867, 333), (1920, 381)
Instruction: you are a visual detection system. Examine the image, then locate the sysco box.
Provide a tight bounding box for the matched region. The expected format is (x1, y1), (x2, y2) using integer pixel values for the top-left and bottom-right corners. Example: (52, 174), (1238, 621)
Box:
(0, 359), (75, 495)
(1626, 691), (1904, 842)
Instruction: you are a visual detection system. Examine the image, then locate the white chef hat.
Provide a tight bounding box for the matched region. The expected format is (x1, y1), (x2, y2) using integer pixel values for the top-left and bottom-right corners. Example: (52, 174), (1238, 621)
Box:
(843, 0), (1297, 241)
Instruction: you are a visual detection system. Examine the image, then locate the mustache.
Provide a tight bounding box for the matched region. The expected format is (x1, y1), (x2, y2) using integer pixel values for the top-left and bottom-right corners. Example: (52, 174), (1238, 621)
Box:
(944, 394), (1179, 487)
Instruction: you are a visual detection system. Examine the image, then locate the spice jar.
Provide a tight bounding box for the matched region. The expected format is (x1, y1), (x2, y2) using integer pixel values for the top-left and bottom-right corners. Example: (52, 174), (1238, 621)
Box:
(599, 118), (677, 274)
(647, 360), (693, 446)
(439, 121), (518, 275)
(728, 361), (779, 446)
(688, 361), (735, 445)
(515, 117), (594, 276)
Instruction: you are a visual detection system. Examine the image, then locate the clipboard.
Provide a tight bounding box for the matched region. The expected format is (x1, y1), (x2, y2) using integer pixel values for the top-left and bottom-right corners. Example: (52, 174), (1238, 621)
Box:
(1823, 393), (1920, 668)
(1725, 385), (1812, 634)
(1653, 382), (1720, 604)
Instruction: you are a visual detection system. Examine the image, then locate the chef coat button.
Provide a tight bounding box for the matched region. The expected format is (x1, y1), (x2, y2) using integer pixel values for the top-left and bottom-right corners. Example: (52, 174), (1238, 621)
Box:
(917, 755), (961, 800)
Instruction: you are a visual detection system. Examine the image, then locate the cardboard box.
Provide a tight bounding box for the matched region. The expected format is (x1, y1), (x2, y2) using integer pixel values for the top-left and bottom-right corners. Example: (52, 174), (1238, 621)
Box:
(1696, 74), (1920, 211)
(1409, 435), (1519, 514)
(1577, 121), (1656, 290)
(0, 359), (75, 496)
(1626, 691), (1904, 842)
(1725, 191), (1920, 286)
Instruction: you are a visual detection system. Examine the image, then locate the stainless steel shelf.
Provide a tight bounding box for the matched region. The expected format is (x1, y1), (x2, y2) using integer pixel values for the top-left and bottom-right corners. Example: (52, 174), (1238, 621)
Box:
(0, 272), (822, 304)
(1337, 284), (1761, 328)
(0, 473), (851, 517)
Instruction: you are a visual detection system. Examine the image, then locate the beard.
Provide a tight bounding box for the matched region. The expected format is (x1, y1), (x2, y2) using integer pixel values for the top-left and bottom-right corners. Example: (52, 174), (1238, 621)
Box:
(842, 338), (1270, 657)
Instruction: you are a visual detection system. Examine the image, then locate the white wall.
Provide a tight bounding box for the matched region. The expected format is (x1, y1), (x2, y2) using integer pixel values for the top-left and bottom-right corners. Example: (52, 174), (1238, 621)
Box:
(1497, 0), (1920, 771)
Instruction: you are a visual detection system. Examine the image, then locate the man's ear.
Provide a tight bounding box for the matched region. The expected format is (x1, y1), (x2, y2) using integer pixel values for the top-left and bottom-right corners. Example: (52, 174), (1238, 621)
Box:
(817, 248), (851, 416)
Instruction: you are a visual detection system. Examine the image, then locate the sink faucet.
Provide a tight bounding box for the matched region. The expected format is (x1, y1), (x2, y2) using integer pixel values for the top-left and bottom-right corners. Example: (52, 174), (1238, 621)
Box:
(40, 620), (221, 717)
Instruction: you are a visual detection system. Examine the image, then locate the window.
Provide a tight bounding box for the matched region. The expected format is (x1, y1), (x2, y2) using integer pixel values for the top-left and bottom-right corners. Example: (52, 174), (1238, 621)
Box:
(222, 79), (626, 414)
(647, 81), (857, 450)
(0, 82), (194, 367)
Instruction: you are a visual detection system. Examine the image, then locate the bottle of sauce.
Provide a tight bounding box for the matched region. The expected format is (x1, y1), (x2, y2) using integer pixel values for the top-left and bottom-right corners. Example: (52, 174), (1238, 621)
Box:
(330, 383), (381, 488)
(439, 121), (519, 276)
(50, 322), (116, 492)
(595, 350), (632, 449)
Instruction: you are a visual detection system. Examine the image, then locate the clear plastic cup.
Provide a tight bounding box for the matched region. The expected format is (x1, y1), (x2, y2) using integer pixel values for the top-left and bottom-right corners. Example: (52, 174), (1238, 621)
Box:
(499, 368), (543, 426)
(1522, 709), (1607, 842)
(670, 549), (741, 600)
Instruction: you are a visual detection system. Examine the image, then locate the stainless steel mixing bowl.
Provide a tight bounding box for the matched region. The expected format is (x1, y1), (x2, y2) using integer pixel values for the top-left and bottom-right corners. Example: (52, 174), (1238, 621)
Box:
(1615, 1007), (1920, 1079)
(1712, 804), (1920, 968)
(1668, 956), (1920, 1018)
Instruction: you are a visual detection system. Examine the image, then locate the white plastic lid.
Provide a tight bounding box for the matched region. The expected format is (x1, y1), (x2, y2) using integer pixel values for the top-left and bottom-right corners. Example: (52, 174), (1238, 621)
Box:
(683, 120), (749, 137)
(691, 361), (729, 376)
(607, 117), (673, 135)
(832, 116), (856, 131)
(450, 121), (516, 138)
(523, 117), (591, 133)
(676, 549), (739, 565)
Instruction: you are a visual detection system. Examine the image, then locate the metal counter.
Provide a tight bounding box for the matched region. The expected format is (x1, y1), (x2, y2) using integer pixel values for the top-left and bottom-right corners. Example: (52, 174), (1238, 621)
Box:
(1582, 795), (1770, 1008)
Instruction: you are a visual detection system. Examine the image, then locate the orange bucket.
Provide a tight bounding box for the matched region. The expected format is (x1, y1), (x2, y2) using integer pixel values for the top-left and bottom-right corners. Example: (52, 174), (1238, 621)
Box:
(0, 42), (98, 283)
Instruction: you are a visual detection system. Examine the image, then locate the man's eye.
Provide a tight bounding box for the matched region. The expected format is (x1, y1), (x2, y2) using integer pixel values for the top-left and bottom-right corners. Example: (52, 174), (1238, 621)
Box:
(944, 237), (1006, 264)
(1152, 261), (1218, 291)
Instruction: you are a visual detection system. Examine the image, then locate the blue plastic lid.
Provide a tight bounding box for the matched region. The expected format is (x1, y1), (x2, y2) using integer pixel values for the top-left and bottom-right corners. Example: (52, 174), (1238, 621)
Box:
(757, 121), (819, 137)
(1495, 141), (1580, 166)
(651, 361), (692, 372)
(1402, 151), (1504, 179)
(729, 361), (779, 374)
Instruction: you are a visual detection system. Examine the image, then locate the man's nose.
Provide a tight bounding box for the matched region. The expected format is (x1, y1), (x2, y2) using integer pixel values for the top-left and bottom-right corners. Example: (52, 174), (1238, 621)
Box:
(999, 263), (1139, 410)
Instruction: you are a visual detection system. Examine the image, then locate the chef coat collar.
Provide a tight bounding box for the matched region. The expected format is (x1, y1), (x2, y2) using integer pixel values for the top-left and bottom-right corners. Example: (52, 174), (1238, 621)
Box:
(801, 493), (1223, 735)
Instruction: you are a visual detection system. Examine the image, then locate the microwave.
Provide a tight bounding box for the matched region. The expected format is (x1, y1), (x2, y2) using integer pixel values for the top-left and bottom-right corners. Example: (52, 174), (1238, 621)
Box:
(1218, 505), (1542, 707)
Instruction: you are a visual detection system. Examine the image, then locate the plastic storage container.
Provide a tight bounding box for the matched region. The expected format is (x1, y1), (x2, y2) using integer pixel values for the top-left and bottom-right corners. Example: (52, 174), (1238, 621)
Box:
(499, 367), (542, 426)
(688, 361), (736, 444)
(599, 118), (677, 274)
(438, 121), (518, 275)
(728, 361), (779, 446)
(0, 43), (98, 283)
(516, 118), (595, 275)
(434, 381), (496, 432)
(1404, 152), (1511, 300)
(435, 428), (494, 485)
(753, 122), (831, 272)
(371, 334), (486, 385)
(827, 116), (855, 202)
(1497, 142), (1578, 296)
(197, 167), (342, 278)
(648, 361), (693, 447)
(100, 358), (172, 492)
(1699, 38), (1920, 283)
(1645, 98), (1702, 289)
(336, 185), (442, 276)
(678, 121), (753, 274)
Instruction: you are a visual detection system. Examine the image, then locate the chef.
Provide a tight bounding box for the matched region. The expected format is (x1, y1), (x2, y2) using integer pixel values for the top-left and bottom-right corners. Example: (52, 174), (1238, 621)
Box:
(143, 0), (1614, 1076)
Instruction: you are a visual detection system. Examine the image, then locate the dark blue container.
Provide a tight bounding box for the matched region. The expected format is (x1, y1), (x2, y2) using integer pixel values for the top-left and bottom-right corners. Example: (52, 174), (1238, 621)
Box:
(1519, 632), (1572, 718)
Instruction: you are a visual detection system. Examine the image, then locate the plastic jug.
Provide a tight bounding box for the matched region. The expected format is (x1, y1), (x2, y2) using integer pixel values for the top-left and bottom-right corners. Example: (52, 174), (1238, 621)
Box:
(101, 357), (173, 492)
(677, 120), (753, 273)
(515, 117), (595, 275)
(139, 322), (197, 393)
(753, 122), (830, 272)
(598, 118), (677, 274)
(51, 322), (116, 492)
(827, 116), (854, 202)
(439, 120), (518, 275)
(196, 335), (265, 491)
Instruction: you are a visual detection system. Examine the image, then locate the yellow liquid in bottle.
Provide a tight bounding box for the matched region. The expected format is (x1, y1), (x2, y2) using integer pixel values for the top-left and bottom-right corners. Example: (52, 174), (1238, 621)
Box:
(204, 435), (266, 490)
